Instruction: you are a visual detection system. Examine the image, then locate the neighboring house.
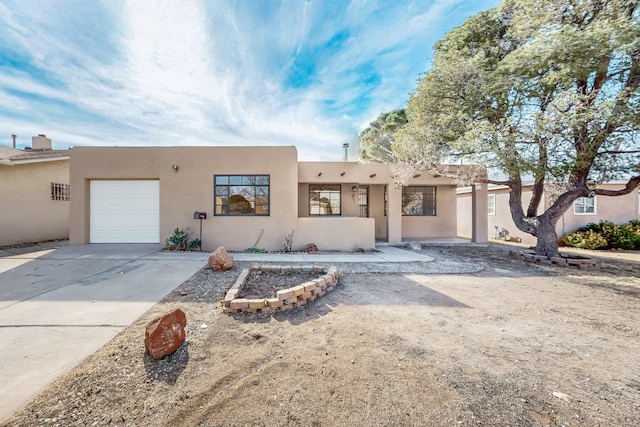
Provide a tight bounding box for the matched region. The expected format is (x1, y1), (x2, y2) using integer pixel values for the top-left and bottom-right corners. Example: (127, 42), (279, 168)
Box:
(69, 146), (489, 250)
(457, 183), (640, 246)
(0, 135), (70, 246)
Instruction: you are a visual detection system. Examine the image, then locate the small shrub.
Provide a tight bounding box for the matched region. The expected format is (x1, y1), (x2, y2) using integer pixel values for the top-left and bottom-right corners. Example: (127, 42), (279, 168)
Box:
(565, 220), (640, 250)
(562, 229), (608, 250)
(164, 228), (189, 250)
(188, 239), (202, 250)
(164, 228), (201, 251)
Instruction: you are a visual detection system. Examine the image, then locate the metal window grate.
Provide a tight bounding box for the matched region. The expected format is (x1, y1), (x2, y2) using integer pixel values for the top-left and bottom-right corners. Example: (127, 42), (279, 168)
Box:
(51, 183), (70, 201)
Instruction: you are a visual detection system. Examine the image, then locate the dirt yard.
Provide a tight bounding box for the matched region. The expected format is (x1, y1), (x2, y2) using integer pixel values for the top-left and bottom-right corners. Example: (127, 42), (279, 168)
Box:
(4, 245), (640, 426)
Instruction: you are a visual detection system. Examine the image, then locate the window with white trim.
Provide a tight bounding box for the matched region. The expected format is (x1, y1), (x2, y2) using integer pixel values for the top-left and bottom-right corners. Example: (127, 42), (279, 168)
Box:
(574, 196), (596, 215)
(487, 194), (496, 215)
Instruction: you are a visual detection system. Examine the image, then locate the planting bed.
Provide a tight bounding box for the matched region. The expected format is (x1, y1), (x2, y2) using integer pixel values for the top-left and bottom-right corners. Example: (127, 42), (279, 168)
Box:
(222, 264), (339, 315)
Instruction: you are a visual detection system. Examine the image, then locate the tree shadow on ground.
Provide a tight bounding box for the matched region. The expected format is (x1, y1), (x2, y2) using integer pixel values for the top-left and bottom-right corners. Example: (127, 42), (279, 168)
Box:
(234, 273), (470, 326)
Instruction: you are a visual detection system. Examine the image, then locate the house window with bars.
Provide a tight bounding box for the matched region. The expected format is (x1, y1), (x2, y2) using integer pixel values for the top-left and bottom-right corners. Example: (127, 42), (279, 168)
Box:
(51, 183), (70, 201)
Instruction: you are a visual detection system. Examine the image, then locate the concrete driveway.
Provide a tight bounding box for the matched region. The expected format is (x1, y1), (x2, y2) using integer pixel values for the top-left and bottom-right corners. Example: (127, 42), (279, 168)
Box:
(0, 244), (208, 423)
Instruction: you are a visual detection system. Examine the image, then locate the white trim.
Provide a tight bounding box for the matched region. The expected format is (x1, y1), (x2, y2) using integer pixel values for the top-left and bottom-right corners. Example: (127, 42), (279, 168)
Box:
(573, 196), (597, 215)
(8, 156), (69, 164)
(487, 193), (496, 215)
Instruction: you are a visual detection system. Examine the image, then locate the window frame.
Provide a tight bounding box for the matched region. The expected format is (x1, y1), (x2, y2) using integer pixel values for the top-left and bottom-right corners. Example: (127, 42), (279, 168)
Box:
(402, 186), (437, 216)
(487, 193), (496, 216)
(51, 183), (70, 201)
(309, 184), (342, 216)
(573, 196), (597, 215)
(213, 174), (270, 216)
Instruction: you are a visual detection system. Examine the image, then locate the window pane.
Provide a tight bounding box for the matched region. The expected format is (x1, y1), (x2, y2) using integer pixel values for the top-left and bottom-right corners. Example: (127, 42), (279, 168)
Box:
(402, 186), (436, 216)
(403, 192), (423, 215)
(256, 175), (269, 185)
(309, 185), (341, 215)
(214, 175), (270, 216)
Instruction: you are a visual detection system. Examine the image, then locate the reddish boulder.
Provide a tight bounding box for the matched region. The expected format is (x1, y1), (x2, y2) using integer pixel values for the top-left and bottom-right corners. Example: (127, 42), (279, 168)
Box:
(208, 246), (234, 271)
(301, 243), (319, 253)
(144, 308), (187, 360)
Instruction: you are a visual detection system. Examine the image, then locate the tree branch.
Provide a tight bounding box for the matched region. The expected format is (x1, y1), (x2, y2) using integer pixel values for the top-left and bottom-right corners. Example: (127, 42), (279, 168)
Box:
(592, 176), (640, 197)
(598, 149), (640, 155)
(486, 179), (510, 186)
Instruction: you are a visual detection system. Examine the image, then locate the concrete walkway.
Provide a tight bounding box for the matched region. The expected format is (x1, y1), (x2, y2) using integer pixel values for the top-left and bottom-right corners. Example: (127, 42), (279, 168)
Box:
(232, 245), (434, 263)
(0, 243), (440, 423)
(0, 244), (205, 423)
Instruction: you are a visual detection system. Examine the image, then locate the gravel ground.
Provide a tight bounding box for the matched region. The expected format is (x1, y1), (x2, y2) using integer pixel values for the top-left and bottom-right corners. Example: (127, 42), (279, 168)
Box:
(3, 244), (640, 427)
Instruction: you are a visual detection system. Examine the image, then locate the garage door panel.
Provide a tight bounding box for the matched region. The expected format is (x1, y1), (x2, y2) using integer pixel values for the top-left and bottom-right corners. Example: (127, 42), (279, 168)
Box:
(90, 180), (159, 243)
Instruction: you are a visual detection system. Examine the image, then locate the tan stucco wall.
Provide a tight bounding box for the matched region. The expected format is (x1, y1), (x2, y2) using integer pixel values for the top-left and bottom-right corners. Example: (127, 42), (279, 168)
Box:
(298, 162), (467, 242)
(296, 217), (375, 250)
(369, 185), (387, 239)
(0, 160), (69, 246)
(69, 149), (486, 250)
(400, 185), (458, 239)
(70, 146), (299, 251)
(458, 185), (640, 246)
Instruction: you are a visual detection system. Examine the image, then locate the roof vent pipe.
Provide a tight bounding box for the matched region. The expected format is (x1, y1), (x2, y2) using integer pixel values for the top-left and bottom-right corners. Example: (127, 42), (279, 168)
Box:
(11, 134), (16, 148)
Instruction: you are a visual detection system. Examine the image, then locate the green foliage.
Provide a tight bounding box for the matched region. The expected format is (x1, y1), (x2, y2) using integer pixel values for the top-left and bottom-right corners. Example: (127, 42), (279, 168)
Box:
(383, 0), (640, 257)
(358, 109), (407, 163)
(188, 239), (202, 250)
(164, 228), (201, 251)
(562, 229), (608, 250)
(245, 247), (267, 253)
(563, 220), (640, 250)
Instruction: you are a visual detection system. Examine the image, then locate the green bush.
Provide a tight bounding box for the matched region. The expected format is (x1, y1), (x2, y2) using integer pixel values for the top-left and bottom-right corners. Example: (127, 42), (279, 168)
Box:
(562, 229), (608, 250)
(164, 228), (201, 251)
(565, 220), (640, 250)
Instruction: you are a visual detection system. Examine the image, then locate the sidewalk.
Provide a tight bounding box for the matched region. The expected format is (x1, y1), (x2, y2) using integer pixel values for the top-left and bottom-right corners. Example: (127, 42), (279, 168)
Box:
(231, 245), (434, 263)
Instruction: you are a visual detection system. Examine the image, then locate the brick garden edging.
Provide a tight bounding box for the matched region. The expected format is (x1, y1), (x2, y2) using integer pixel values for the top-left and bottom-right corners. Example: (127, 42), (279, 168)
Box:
(515, 251), (597, 269)
(222, 264), (339, 315)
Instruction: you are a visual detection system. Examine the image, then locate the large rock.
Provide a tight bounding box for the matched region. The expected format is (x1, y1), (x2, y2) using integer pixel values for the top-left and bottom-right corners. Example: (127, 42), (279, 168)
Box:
(301, 243), (319, 253)
(208, 246), (234, 271)
(144, 308), (187, 360)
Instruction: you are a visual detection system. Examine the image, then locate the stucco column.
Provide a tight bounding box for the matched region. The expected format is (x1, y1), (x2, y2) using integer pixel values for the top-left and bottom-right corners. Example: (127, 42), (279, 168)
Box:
(387, 185), (402, 244)
(471, 183), (488, 243)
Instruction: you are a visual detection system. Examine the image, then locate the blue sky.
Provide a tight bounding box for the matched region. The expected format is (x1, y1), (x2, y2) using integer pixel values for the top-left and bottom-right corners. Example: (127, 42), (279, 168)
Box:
(0, 0), (499, 160)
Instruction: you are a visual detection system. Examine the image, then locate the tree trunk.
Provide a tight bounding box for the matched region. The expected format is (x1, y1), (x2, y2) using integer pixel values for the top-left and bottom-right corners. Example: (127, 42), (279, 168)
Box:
(535, 216), (560, 258)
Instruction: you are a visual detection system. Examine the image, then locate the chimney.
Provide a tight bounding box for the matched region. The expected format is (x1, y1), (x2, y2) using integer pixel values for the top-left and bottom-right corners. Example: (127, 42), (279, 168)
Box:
(31, 134), (52, 150)
(11, 134), (16, 148)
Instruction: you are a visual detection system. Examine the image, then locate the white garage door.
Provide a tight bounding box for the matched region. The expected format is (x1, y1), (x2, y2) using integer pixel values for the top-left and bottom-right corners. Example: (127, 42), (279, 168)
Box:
(90, 180), (160, 243)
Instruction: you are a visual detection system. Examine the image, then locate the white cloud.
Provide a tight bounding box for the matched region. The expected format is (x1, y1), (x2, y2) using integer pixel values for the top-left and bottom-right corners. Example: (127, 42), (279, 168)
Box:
(0, 0), (500, 160)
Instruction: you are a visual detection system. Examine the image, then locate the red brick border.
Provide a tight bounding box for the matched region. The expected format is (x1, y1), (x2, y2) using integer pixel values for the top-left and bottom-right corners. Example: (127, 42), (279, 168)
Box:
(517, 252), (597, 269)
(222, 264), (339, 315)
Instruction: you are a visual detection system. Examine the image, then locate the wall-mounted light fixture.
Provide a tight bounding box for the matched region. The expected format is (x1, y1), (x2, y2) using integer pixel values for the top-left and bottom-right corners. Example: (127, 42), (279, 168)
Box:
(369, 173), (376, 178)
(172, 165), (179, 172)
(317, 172), (322, 177)
(341, 172), (346, 176)
(352, 185), (358, 192)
